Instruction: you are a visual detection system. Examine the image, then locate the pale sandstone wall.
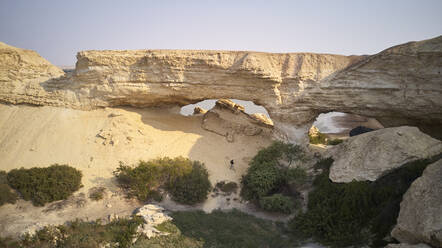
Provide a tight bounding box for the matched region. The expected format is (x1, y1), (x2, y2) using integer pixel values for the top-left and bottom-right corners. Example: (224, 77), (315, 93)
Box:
(1, 36), (441, 140)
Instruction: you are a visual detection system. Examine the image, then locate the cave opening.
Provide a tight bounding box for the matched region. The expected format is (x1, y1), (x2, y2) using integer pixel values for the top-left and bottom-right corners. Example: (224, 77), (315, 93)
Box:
(309, 112), (384, 145)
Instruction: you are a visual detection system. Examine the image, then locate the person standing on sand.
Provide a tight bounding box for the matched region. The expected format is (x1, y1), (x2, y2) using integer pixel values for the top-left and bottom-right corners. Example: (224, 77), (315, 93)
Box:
(230, 159), (234, 170)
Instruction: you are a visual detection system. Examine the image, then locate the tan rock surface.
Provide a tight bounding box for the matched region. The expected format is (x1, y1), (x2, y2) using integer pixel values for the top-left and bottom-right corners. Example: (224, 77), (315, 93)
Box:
(1, 36), (441, 140)
(391, 159), (442, 247)
(328, 126), (442, 182)
(201, 99), (273, 142)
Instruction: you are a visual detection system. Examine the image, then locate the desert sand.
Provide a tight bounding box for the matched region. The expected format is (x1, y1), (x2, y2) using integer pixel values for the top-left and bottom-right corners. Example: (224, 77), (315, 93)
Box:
(0, 103), (274, 237)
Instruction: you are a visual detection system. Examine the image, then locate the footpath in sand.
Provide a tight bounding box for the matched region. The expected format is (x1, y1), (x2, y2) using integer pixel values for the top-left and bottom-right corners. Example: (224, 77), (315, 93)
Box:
(0, 103), (273, 237)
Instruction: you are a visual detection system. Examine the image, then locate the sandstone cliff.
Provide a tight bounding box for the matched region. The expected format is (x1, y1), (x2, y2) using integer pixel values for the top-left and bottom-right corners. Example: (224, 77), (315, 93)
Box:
(1, 36), (441, 140)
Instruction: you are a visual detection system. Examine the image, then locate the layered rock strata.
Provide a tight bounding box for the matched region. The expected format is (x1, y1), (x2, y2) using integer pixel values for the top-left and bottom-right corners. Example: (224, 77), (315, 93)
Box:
(1, 36), (441, 140)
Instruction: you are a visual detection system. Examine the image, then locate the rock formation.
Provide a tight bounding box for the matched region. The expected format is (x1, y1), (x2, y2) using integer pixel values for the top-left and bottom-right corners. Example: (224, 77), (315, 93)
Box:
(0, 36), (441, 141)
(134, 204), (172, 239)
(328, 126), (442, 182)
(391, 159), (442, 247)
(201, 99), (273, 142)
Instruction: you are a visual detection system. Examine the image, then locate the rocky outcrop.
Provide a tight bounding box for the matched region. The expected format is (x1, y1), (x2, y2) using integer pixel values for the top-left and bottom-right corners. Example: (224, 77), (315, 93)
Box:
(201, 99), (273, 142)
(328, 126), (442, 182)
(1, 36), (441, 140)
(391, 159), (442, 247)
(134, 204), (172, 239)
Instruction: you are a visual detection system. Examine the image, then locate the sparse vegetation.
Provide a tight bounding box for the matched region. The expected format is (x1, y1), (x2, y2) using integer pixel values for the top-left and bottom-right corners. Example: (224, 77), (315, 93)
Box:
(171, 209), (295, 248)
(214, 181), (238, 194)
(88, 186), (106, 201)
(327, 138), (344, 145)
(132, 221), (203, 248)
(241, 141), (307, 214)
(7, 164), (82, 206)
(2, 209), (297, 248)
(15, 217), (144, 248)
(290, 156), (440, 247)
(0, 171), (18, 206)
(259, 194), (296, 214)
(114, 157), (211, 204)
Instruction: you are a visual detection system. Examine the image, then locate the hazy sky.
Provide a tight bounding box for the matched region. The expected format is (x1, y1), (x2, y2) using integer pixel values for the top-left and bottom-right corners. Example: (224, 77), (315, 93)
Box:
(1, 0), (441, 66)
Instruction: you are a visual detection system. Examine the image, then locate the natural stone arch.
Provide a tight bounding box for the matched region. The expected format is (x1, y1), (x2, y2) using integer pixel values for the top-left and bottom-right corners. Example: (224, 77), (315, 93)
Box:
(1, 36), (441, 141)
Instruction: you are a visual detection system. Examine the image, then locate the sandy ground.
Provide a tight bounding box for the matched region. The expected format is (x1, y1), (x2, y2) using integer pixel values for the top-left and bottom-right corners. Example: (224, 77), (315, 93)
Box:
(0, 104), (275, 237)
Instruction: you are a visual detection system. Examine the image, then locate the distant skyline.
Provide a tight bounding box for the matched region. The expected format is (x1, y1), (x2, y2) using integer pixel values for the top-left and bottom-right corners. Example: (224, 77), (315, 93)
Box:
(1, 0), (441, 66)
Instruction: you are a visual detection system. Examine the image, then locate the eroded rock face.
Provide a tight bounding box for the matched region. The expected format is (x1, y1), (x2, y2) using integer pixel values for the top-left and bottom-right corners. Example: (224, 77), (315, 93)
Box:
(201, 99), (273, 142)
(391, 159), (442, 247)
(328, 126), (442, 182)
(1, 36), (441, 140)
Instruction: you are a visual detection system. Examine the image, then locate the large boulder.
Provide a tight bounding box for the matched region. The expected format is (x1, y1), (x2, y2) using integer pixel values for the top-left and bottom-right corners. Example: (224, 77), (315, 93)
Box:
(329, 126), (442, 182)
(391, 159), (442, 247)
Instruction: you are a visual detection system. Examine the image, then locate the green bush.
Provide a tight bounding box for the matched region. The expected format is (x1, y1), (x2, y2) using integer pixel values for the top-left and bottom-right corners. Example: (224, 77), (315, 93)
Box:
(241, 160), (285, 200)
(7, 164), (82, 206)
(114, 157), (211, 204)
(241, 142), (307, 200)
(167, 161), (212, 205)
(259, 194), (295, 214)
(0, 171), (18, 206)
(113, 157), (193, 201)
(290, 156), (439, 247)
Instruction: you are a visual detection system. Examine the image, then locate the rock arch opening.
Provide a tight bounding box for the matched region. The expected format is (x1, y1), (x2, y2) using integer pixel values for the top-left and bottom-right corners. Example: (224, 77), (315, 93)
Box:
(309, 112), (384, 145)
(180, 99), (271, 119)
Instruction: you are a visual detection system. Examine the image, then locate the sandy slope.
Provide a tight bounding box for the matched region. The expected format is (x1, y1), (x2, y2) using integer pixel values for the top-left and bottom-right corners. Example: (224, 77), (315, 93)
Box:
(0, 104), (273, 237)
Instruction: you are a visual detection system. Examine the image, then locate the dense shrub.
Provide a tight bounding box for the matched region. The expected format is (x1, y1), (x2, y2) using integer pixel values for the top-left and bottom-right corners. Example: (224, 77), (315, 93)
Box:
(113, 157), (193, 201)
(241, 142), (307, 213)
(167, 161), (212, 205)
(7, 164), (82, 206)
(259, 194), (296, 214)
(0, 171), (18, 206)
(285, 167), (307, 186)
(290, 156), (439, 247)
(114, 157), (211, 204)
(241, 160), (286, 200)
